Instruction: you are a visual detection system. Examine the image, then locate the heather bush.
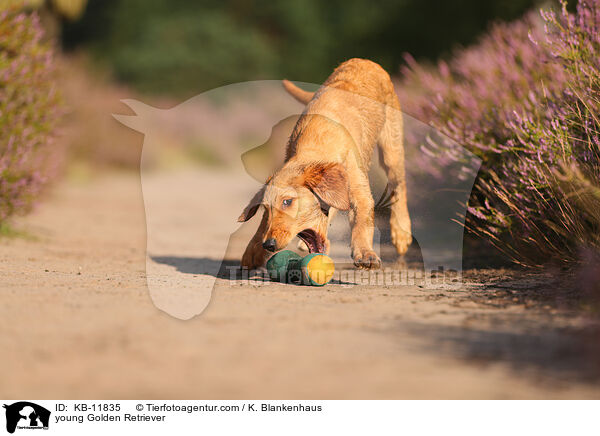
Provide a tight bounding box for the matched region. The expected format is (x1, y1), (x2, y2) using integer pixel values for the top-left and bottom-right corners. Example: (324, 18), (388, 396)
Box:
(0, 8), (61, 223)
(399, 11), (566, 158)
(399, 0), (600, 267)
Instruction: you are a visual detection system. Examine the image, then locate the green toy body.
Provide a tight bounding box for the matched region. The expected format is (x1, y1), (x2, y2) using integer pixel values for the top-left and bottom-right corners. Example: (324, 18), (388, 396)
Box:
(266, 250), (335, 286)
(266, 250), (302, 282)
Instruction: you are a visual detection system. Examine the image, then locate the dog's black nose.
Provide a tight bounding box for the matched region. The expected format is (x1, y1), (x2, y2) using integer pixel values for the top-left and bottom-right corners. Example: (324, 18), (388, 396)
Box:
(262, 238), (277, 252)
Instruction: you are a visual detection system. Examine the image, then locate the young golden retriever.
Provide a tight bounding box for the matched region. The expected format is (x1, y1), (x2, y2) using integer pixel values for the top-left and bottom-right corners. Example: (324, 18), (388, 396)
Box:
(238, 58), (412, 269)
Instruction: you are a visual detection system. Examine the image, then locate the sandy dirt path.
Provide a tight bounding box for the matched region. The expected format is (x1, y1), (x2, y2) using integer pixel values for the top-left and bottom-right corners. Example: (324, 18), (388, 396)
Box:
(1, 170), (599, 399)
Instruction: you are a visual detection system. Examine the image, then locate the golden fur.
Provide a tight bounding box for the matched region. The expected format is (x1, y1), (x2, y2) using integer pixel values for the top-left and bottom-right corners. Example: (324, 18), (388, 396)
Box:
(239, 58), (412, 269)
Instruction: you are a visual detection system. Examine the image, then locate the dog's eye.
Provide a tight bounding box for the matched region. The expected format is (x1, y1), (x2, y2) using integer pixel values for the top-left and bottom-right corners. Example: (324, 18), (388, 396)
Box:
(282, 198), (293, 208)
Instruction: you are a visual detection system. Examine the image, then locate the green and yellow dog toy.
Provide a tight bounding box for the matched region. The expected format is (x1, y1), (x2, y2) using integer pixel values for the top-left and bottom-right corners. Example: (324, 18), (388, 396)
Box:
(266, 250), (335, 286)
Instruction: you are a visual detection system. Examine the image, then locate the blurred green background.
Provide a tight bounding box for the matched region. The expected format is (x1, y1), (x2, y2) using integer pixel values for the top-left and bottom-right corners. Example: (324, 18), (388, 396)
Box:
(60, 0), (542, 97)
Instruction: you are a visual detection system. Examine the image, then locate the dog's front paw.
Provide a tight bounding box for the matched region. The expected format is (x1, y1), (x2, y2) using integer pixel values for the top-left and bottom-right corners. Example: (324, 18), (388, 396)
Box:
(241, 242), (268, 270)
(352, 248), (381, 270)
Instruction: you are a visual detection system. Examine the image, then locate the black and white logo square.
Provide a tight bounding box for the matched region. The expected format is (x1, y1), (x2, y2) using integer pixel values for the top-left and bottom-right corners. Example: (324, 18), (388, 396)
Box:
(3, 402), (50, 434)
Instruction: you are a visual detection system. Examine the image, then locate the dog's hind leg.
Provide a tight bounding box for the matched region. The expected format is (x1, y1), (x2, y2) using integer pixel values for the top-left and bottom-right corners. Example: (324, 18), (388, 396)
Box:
(378, 101), (412, 256)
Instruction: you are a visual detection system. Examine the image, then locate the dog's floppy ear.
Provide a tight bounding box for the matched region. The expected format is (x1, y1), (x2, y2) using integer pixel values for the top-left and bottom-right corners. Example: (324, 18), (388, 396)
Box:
(302, 162), (350, 211)
(238, 185), (266, 222)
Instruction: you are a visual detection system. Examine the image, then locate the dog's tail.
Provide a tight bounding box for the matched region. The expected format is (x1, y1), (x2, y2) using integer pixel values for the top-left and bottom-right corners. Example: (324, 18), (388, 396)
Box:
(282, 79), (314, 105)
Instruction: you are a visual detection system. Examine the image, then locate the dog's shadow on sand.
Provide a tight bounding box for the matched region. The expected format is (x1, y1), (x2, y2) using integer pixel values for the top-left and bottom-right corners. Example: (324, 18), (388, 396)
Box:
(150, 255), (357, 285)
(150, 256), (269, 281)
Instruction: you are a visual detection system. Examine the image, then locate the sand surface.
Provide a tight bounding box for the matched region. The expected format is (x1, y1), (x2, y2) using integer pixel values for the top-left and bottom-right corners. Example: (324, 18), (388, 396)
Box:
(1, 170), (599, 399)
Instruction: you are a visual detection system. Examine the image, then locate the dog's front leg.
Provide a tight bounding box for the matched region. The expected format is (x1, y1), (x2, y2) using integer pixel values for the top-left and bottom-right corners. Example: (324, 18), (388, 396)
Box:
(241, 209), (269, 269)
(348, 168), (381, 269)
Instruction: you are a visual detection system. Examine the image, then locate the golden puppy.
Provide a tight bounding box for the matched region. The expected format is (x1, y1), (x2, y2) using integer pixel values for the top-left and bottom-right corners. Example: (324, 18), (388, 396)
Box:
(239, 58), (412, 269)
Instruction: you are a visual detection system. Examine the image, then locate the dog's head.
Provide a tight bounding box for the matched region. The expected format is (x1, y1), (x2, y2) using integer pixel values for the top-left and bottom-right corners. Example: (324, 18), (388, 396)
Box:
(238, 161), (350, 253)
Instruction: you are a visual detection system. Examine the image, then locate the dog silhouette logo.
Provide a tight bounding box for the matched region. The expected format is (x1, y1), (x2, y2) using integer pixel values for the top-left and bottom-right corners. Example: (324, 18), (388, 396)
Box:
(3, 402), (50, 434)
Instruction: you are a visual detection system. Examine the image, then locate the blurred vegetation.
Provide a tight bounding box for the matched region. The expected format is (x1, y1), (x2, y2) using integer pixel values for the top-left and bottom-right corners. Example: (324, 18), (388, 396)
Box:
(61, 0), (542, 97)
(0, 7), (62, 224)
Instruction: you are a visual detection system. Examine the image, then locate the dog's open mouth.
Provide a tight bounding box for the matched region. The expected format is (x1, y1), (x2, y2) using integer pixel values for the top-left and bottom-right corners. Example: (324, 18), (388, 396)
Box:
(297, 229), (325, 253)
